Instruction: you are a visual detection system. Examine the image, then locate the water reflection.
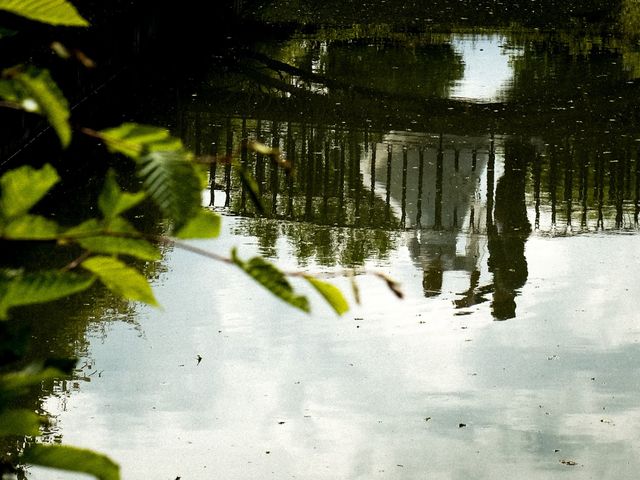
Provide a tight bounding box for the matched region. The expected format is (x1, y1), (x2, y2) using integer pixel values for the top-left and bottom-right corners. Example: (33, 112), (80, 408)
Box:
(187, 109), (638, 321)
(180, 31), (639, 253)
(450, 35), (521, 101)
(487, 139), (532, 319)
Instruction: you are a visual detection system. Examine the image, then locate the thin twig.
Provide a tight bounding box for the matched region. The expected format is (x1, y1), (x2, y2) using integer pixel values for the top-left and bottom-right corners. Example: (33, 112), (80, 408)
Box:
(0, 100), (26, 111)
(150, 235), (234, 265)
(61, 250), (91, 272)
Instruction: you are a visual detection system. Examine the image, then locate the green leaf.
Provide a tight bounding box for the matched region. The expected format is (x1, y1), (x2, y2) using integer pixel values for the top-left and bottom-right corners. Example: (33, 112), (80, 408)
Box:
(0, 270), (95, 319)
(3, 66), (71, 147)
(0, 0), (89, 26)
(235, 163), (265, 214)
(0, 26), (18, 38)
(66, 218), (160, 261)
(0, 79), (17, 100)
(3, 214), (59, 239)
(138, 150), (204, 232)
(81, 256), (158, 306)
(174, 209), (221, 239)
(231, 248), (309, 312)
(0, 365), (65, 396)
(99, 123), (184, 161)
(0, 409), (42, 436)
(0, 164), (59, 219)
(98, 170), (146, 219)
(97, 124), (204, 231)
(23, 445), (120, 480)
(304, 276), (349, 316)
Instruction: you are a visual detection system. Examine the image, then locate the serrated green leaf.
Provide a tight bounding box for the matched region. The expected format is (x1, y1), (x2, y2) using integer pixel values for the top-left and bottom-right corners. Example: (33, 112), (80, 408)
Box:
(138, 150), (204, 232)
(0, 409), (42, 436)
(66, 218), (160, 261)
(81, 256), (157, 306)
(99, 123), (184, 161)
(98, 170), (146, 219)
(0, 164), (59, 219)
(304, 275), (349, 316)
(175, 209), (221, 239)
(0, 0), (89, 26)
(5, 66), (71, 147)
(3, 214), (59, 239)
(23, 445), (119, 480)
(97, 123), (204, 231)
(231, 248), (309, 312)
(0, 270), (95, 319)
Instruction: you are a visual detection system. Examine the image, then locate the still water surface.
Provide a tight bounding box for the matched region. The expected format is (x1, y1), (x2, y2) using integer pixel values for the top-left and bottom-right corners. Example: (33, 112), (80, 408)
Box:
(30, 28), (640, 479)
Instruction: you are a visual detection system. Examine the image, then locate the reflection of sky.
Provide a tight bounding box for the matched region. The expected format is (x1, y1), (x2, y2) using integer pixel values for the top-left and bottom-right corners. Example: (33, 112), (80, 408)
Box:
(450, 35), (521, 102)
(32, 205), (640, 479)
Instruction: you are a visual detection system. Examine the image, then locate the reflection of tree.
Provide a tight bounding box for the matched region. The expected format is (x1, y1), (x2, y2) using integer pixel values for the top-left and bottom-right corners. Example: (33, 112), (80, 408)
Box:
(234, 218), (398, 267)
(210, 120), (401, 266)
(322, 42), (463, 98)
(225, 34), (464, 112)
(487, 139), (533, 320)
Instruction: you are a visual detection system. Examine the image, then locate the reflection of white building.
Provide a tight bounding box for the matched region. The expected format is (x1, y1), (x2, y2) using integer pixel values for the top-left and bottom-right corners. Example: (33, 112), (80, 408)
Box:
(365, 131), (494, 231)
(361, 132), (504, 299)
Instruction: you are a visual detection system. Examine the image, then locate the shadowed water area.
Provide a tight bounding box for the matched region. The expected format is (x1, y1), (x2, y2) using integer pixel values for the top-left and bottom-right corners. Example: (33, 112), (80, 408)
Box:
(8, 1), (640, 478)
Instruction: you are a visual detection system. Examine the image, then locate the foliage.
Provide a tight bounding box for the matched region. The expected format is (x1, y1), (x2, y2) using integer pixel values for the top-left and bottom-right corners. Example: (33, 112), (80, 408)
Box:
(304, 275), (349, 315)
(23, 445), (120, 480)
(232, 248), (311, 312)
(0, 0), (89, 26)
(0, 66), (72, 147)
(0, 1), (357, 478)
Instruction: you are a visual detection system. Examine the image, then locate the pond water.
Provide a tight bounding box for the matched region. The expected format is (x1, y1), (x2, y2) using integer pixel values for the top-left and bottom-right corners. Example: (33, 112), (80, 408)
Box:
(27, 23), (640, 480)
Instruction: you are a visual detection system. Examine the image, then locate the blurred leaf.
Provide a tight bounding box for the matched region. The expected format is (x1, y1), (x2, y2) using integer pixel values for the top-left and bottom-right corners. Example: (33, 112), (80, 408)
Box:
(246, 140), (291, 171)
(50, 41), (71, 59)
(350, 275), (361, 305)
(232, 248), (309, 312)
(0, 164), (59, 219)
(81, 256), (158, 307)
(0, 79), (17, 100)
(0, 26), (18, 38)
(3, 214), (59, 239)
(0, 364), (65, 396)
(0, 0), (89, 26)
(98, 170), (146, 219)
(99, 123), (184, 161)
(0, 409), (42, 436)
(138, 150), (203, 232)
(245, 140), (277, 156)
(0, 270), (95, 319)
(24, 445), (120, 480)
(304, 276), (349, 315)
(43, 357), (77, 374)
(66, 218), (160, 261)
(2, 66), (71, 147)
(73, 49), (95, 69)
(174, 209), (221, 239)
(235, 163), (265, 214)
(376, 272), (404, 299)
